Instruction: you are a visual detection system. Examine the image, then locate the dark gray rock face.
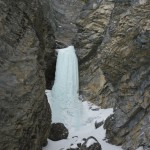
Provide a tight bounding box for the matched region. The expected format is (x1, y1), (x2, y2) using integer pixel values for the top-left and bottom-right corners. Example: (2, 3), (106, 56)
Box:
(74, 0), (150, 149)
(81, 136), (102, 150)
(49, 0), (85, 45)
(45, 42), (56, 89)
(49, 123), (69, 141)
(95, 121), (104, 129)
(0, 0), (55, 149)
(67, 137), (101, 150)
(74, 0), (115, 107)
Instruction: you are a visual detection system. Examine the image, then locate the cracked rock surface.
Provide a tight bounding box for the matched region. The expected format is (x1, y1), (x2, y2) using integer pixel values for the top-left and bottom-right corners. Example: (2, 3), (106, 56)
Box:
(74, 0), (150, 149)
(0, 0), (55, 149)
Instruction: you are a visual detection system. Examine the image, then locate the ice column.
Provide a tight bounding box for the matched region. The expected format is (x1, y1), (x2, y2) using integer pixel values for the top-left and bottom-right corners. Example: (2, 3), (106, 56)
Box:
(51, 46), (82, 129)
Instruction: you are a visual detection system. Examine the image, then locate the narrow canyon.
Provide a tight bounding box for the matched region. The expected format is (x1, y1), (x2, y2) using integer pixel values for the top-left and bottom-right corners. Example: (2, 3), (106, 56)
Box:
(0, 0), (149, 150)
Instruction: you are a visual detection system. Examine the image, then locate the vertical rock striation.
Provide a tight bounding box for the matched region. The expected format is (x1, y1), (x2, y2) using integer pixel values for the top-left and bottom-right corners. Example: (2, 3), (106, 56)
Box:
(74, 0), (116, 107)
(103, 1), (150, 149)
(74, 0), (150, 149)
(0, 0), (55, 149)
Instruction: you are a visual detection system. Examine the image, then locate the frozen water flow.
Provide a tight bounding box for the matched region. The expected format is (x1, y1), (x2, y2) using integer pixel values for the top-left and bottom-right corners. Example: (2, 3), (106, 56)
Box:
(44, 46), (124, 150)
(51, 46), (82, 129)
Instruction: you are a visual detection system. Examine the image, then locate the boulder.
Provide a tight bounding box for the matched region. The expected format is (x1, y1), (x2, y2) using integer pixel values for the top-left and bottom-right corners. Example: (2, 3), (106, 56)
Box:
(49, 123), (69, 141)
(67, 137), (101, 150)
(81, 136), (102, 150)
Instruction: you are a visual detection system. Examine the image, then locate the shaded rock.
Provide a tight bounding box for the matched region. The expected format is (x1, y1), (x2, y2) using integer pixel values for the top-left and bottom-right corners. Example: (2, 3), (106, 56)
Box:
(67, 137), (101, 150)
(102, 1), (150, 149)
(44, 26), (56, 90)
(95, 121), (104, 129)
(42, 140), (48, 147)
(45, 46), (56, 89)
(55, 41), (67, 49)
(81, 136), (102, 150)
(49, 123), (69, 141)
(143, 145), (150, 150)
(74, 0), (150, 149)
(74, 0), (116, 108)
(49, 0), (85, 45)
(0, 0), (54, 150)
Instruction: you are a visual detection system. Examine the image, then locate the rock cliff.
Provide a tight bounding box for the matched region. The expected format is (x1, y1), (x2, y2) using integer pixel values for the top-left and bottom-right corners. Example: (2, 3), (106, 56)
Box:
(74, 0), (116, 108)
(74, 0), (150, 149)
(0, 0), (55, 149)
(49, 0), (84, 45)
(1, 0), (149, 149)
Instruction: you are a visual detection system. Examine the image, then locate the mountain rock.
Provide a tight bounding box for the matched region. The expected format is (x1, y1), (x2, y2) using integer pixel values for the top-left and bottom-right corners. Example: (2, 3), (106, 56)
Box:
(81, 136), (102, 150)
(49, 0), (85, 45)
(74, 0), (115, 108)
(0, 0), (55, 149)
(67, 136), (101, 150)
(74, 0), (150, 149)
(49, 123), (69, 141)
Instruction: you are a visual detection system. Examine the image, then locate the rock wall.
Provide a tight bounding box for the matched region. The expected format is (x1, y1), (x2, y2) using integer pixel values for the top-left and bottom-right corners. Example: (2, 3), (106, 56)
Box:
(103, 1), (150, 149)
(49, 0), (84, 45)
(0, 0), (55, 149)
(74, 0), (150, 149)
(74, 0), (116, 107)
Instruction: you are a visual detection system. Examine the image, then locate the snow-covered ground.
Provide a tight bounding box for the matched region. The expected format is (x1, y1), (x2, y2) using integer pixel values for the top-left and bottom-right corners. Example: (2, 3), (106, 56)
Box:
(43, 90), (123, 150)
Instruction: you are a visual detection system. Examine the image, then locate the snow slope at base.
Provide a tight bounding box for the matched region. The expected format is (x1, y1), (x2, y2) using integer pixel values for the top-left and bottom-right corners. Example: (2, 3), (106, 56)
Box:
(43, 90), (123, 150)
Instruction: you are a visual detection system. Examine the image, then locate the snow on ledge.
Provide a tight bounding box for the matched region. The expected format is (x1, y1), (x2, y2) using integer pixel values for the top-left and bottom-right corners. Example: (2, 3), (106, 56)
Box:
(86, 138), (97, 147)
(136, 147), (144, 150)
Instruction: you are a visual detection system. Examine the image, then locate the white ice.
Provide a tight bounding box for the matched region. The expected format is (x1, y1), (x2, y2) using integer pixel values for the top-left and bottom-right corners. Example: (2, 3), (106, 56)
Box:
(136, 147), (144, 150)
(50, 46), (82, 129)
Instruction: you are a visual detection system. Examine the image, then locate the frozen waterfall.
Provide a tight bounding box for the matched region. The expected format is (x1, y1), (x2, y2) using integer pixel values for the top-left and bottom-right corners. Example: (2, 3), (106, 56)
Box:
(51, 46), (82, 129)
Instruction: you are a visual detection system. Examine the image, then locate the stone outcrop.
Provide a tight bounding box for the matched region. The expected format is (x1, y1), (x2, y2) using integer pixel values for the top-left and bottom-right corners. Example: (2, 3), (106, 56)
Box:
(0, 0), (55, 149)
(68, 136), (102, 150)
(74, 0), (116, 108)
(44, 36), (56, 89)
(81, 136), (102, 150)
(49, 0), (85, 45)
(49, 123), (69, 141)
(74, 0), (150, 149)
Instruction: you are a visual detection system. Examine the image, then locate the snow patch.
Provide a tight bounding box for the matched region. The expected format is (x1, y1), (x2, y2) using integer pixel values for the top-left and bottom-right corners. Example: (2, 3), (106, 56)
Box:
(86, 138), (97, 147)
(136, 147), (144, 150)
(43, 46), (122, 150)
(70, 144), (78, 149)
(139, 0), (147, 4)
(43, 90), (122, 150)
